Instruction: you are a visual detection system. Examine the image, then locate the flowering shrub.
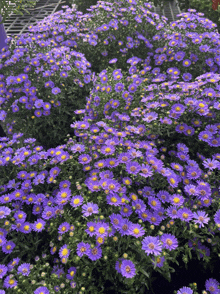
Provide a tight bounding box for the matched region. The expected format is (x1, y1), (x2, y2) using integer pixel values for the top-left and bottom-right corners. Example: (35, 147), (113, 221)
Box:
(0, 16), (95, 149)
(0, 1), (220, 293)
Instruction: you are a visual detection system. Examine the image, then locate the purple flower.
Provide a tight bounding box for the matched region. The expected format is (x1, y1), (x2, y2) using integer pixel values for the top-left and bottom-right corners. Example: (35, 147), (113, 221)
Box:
(119, 219), (133, 236)
(126, 161), (141, 175)
(143, 112), (158, 123)
(32, 219), (46, 232)
(82, 202), (99, 217)
(17, 263), (30, 276)
(177, 287), (193, 294)
(20, 222), (32, 234)
(0, 264), (7, 278)
(87, 246), (102, 261)
(70, 195), (84, 208)
(205, 278), (220, 294)
(76, 242), (90, 257)
(95, 222), (109, 238)
(34, 286), (50, 294)
(174, 51), (185, 61)
(193, 211), (210, 228)
(121, 260), (136, 278)
(160, 234), (178, 251)
(202, 158), (219, 170)
(58, 222), (70, 235)
(0, 206), (11, 219)
(3, 276), (17, 289)
(152, 256), (165, 268)
(142, 236), (162, 256)
(128, 224), (145, 238)
(177, 208), (194, 222)
(66, 267), (76, 280)
(52, 87), (61, 95)
(78, 154), (92, 165)
(59, 244), (70, 259)
(100, 145), (115, 156)
(109, 213), (123, 230)
(2, 241), (16, 254)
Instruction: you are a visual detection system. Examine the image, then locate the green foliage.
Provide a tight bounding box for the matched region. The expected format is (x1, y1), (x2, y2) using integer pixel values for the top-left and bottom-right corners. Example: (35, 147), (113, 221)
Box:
(0, 0), (39, 23)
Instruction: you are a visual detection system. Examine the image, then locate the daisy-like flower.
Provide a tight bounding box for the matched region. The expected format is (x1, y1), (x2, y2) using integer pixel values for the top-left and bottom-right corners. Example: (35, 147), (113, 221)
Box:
(85, 222), (96, 237)
(205, 278), (220, 294)
(139, 164), (153, 178)
(122, 177), (132, 186)
(142, 236), (162, 256)
(66, 266), (76, 280)
(119, 219), (133, 236)
(121, 260), (136, 278)
(177, 208), (194, 222)
(2, 241), (16, 254)
(87, 246), (102, 261)
(76, 242), (90, 257)
(70, 195), (84, 208)
(59, 244), (70, 259)
(202, 158), (219, 170)
(17, 263), (30, 276)
(0, 206), (11, 219)
(109, 213), (123, 230)
(106, 194), (121, 206)
(143, 112), (158, 123)
(0, 264), (7, 278)
(152, 256), (165, 268)
(82, 202), (99, 217)
(34, 286), (50, 294)
(105, 179), (121, 193)
(20, 222), (32, 234)
(78, 154), (92, 165)
(169, 194), (185, 207)
(120, 205), (133, 217)
(126, 161), (141, 175)
(3, 276), (18, 289)
(186, 167), (201, 180)
(117, 152), (132, 164)
(184, 184), (198, 196)
(32, 219), (46, 232)
(95, 222), (109, 238)
(160, 234), (178, 251)
(147, 197), (162, 211)
(58, 222), (70, 235)
(128, 224), (145, 238)
(100, 145), (115, 156)
(193, 211), (210, 228)
(177, 286), (193, 294)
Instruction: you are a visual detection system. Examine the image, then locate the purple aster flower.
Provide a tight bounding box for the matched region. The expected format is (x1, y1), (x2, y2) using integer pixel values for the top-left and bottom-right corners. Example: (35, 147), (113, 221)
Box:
(142, 236), (162, 256)
(42, 206), (55, 220)
(76, 242), (90, 257)
(143, 112), (158, 123)
(109, 213), (123, 230)
(17, 263), (30, 276)
(202, 158), (219, 170)
(85, 222), (96, 237)
(70, 195), (84, 208)
(186, 167), (201, 180)
(3, 276), (18, 288)
(169, 194), (185, 207)
(174, 51), (185, 61)
(177, 287), (193, 294)
(95, 222), (109, 238)
(193, 211), (210, 228)
(205, 278), (220, 293)
(160, 234), (178, 251)
(106, 194), (121, 206)
(105, 179), (121, 193)
(66, 266), (76, 280)
(78, 154), (92, 165)
(20, 222), (32, 234)
(82, 202), (99, 217)
(0, 264), (7, 278)
(59, 244), (70, 259)
(87, 246), (102, 261)
(148, 197), (162, 211)
(119, 219), (133, 236)
(121, 260), (136, 278)
(34, 286), (50, 294)
(2, 241), (16, 254)
(0, 235), (6, 246)
(126, 161), (141, 175)
(120, 205), (133, 217)
(52, 87), (61, 95)
(177, 208), (194, 222)
(100, 145), (115, 156)
(182, 59), (191, 67)
(0, 206), (11, 219)
(58, 222), (70, 235)
(128, 224), (145, 238)
(32, 219), (46, 232)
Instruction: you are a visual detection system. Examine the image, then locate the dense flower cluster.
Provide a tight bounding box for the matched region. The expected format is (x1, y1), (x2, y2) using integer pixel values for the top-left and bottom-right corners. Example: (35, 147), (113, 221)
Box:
(0, 1), (220, 293)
